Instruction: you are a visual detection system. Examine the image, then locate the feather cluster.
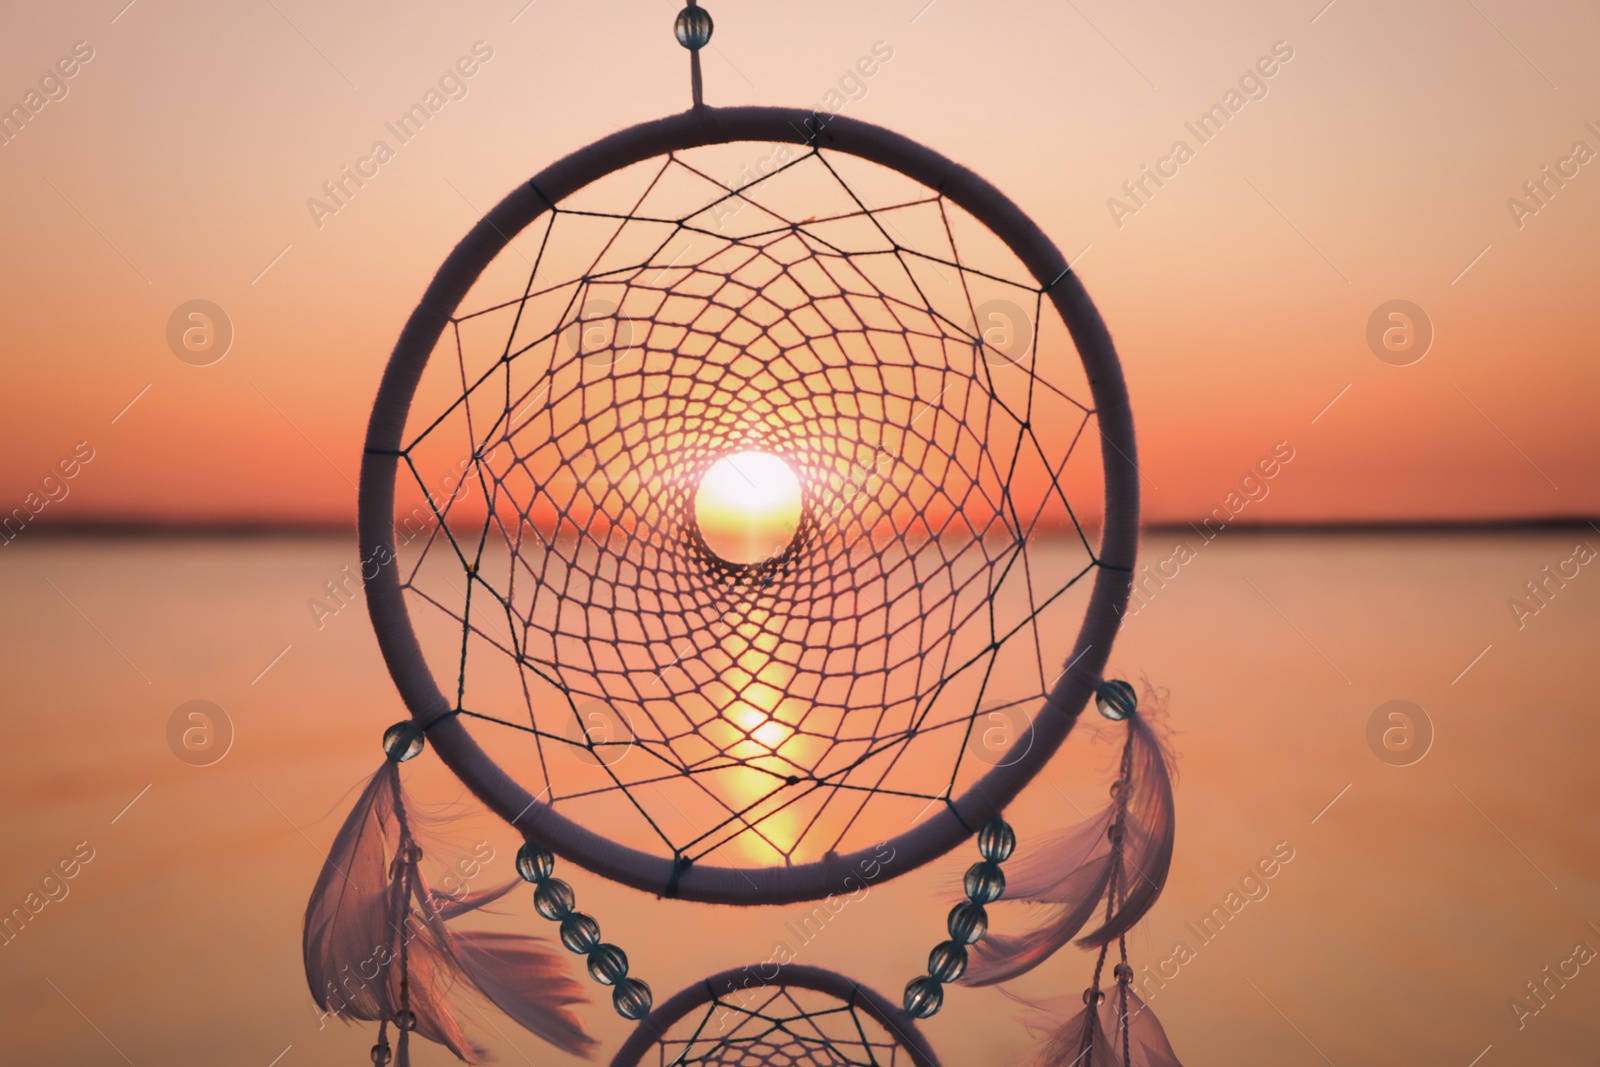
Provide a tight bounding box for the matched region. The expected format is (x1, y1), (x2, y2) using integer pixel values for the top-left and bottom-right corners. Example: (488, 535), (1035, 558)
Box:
(303, 762), (595, 1061)
(1010, 987), (1183, 1067)
(964, 711), (1176, 986)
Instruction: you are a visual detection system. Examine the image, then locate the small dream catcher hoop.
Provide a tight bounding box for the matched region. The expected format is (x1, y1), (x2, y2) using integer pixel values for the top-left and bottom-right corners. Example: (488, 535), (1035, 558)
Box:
(610, 964), (939, 1067)
(309, 6), (1188, 1064)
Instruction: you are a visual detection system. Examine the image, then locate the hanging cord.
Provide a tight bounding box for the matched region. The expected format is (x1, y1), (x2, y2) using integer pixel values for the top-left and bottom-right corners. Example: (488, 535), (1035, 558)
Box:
(1083, 866), (1118, 1067)
(690, 22), (703, 106)
(1111, 722), (1137, 1067)
(388, 771), (418, 1060)
(373, 1019), (391, 1066)
(674, 2), (713, 108)
(1119, 932), (1133, 1067)
(1084, 722), (1137, 1067)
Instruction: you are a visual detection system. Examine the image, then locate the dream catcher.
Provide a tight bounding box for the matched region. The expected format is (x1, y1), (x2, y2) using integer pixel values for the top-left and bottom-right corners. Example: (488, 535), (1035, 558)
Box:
(611, 964), (939, 1067)
(913, 681), (1183, 1066)
(306, 4), (1184, 1062)
(303, 742), (595, 1064)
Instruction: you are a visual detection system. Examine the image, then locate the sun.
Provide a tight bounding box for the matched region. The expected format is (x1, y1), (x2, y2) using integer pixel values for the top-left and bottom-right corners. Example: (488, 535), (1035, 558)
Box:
(694, 451), (803, 565)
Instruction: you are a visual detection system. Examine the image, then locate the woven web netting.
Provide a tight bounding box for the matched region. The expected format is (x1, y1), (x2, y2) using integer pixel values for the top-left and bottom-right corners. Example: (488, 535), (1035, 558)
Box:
(392, 139), (1105, 870)
(638, 983), (917, 1066)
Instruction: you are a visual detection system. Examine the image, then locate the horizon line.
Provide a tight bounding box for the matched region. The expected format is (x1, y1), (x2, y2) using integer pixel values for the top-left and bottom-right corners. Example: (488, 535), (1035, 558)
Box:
(6, 514), (1597, 542)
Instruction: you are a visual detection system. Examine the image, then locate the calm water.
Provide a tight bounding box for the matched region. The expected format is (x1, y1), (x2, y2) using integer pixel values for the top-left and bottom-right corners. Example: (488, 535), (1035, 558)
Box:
(1, 531), (1596, 1065)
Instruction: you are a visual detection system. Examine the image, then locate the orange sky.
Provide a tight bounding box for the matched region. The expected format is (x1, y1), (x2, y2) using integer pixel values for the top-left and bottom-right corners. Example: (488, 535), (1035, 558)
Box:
(1, 0), (1596, 528)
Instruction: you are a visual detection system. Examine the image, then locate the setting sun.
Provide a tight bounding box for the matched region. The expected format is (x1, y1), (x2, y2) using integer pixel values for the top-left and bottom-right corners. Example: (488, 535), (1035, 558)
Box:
(694, 451), (803, 565)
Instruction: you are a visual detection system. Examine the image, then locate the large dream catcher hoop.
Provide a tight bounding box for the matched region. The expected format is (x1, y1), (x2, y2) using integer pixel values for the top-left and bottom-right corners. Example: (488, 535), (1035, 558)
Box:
(356, 65), (1138, 910)
(308, 6), (1186, 1064)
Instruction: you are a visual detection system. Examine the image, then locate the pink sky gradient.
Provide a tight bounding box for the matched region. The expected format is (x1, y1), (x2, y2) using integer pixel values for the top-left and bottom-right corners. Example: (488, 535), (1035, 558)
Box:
(1, 0), (1596, 529)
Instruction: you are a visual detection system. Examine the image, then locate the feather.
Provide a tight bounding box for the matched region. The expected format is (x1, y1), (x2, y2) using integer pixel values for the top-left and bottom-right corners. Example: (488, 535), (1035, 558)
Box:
(1116, 987), (1183, 1067)
(430, 879), (521, 921)
(1007, 986), (1183, 1067)
(998, 806), (1117, 903)
(406, 862), (596, 1057)
(965, 890), (1108, 988)
(302, 763), (484, 1059)
(1005, 990), (1116, 1067)
(1086, 713), (1176, 946)
(303, 762), (407, 1025)
(964, 712), (1175, 986)
(446, 930), (597, 1056)
(303, 763), (596, 1060)
(389, 886), (485, 1061)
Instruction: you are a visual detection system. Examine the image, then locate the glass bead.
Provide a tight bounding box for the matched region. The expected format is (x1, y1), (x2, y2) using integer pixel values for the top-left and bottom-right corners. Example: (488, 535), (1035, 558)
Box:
(382, 721), (425, 762)
(394, 1009), (417, 1031)
(560, 913), (601, 954)
(400, 844), (423, 864)
(370, 1043), (391, 1065)
(516, 842), (555, 883)
(1082, 987), (1105, 1006)
(947, 901), (988, 945)
(613, 977), (653, 1020)
(964, 861), (1006, 904)
(927, 940), (968, 983)
(1113, 962), (1134, 984)
(903, 976), (944, 1019)
(534, 878), (577, 920)
(587, 943), (630, 986)
(1095, 679), (1137, 721)
(673, 6), (713, 50)
(977, 818), (1015, 862)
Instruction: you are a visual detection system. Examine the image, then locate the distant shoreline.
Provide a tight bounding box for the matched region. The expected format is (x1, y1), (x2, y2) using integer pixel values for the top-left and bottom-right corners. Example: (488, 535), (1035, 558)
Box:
(9, 515), (1597, 541)
(1141, 516), (1600, 537)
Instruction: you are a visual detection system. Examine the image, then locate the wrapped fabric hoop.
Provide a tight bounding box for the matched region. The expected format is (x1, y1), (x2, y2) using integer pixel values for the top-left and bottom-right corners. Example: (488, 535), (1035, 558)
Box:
(358, 105), (1139, 905)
